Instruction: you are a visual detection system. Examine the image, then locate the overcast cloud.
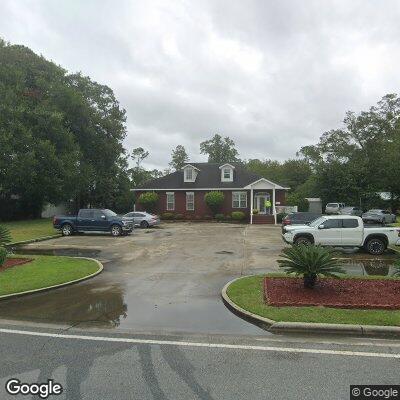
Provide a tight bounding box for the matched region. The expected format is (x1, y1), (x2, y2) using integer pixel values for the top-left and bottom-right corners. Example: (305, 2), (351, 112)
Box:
(1, 0), (400, 169)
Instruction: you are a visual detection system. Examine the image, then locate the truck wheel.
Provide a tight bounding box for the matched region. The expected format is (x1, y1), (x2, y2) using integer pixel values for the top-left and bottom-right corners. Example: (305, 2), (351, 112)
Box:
(111, 224), (122, 237)
(366, 238), (386, 255)
(61, 224), (73, 236)
(294, 236), (312, 246)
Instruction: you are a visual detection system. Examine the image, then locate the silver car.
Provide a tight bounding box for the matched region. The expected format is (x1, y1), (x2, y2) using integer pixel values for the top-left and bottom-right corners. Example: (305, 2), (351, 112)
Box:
(339, 206), (363, 217)
(123, 211), (161, 228)
(362, 209), (396, 225)
(325, 202), (345, 214)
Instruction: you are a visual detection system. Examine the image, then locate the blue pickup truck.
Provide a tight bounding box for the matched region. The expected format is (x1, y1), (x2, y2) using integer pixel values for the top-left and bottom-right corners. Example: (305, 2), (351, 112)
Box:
(53, 209), (134, 237)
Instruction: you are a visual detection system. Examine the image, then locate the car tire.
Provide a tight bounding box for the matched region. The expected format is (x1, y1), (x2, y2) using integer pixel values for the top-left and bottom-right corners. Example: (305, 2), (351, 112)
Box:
(111, 224), (122, 237)
(140, 220), (149, 229)
(365, 238), (386, 255)
(294, 236), (312, 246)
(61, 223), (73, 236)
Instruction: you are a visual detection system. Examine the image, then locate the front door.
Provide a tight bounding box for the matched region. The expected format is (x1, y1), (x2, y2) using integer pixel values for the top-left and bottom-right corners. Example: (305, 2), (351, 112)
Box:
(255, 194), (271, 214)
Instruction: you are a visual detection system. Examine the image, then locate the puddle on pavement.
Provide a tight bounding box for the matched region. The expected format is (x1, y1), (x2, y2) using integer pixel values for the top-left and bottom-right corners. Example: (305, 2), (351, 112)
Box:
(13, 247), (102, 258)
(338, 257), (399, 276)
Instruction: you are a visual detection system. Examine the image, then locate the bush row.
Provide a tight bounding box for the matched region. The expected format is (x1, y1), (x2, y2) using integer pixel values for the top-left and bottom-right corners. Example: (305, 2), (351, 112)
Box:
(161, 211), (247, 221)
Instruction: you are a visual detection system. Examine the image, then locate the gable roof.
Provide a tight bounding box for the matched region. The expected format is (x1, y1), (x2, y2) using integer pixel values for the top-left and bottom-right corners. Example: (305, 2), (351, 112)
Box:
(134, 162), (289, 190)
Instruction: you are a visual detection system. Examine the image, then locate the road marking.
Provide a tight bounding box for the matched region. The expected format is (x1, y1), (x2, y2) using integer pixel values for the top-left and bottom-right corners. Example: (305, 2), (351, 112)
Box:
(0, 328), (399, 359)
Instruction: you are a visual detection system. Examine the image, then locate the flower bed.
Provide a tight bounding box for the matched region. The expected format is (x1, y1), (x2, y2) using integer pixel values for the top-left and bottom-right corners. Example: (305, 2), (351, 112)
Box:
(264, 276), (400, 310)
(0, 258), (33, 272)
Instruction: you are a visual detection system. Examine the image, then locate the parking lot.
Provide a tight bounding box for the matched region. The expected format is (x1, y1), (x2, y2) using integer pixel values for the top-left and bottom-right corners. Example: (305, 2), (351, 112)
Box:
(0, 223), (286, 335)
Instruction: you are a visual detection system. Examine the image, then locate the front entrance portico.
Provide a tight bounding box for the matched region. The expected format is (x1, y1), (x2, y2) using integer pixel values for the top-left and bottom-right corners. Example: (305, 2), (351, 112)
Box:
(244, 178), (289, 225)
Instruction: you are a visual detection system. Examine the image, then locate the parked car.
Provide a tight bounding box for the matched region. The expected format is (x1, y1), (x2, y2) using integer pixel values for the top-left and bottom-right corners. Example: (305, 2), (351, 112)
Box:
(362, 209), (397, 225)
(282, 215), (400, 255)
(123, 211), (160, 228)
(339, 206), (363, 217)
(53, 209), (134, 236)
(281, 212), (321, 232)
(325, 202), (345, 214)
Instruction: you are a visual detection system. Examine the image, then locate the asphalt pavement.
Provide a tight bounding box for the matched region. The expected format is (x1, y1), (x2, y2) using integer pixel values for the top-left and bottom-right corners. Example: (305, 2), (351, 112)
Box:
(0, 325), (399, 400)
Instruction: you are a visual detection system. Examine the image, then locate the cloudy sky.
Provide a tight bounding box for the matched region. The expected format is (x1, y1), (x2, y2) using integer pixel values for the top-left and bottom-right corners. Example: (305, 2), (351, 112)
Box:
(1, 0), (400, 170)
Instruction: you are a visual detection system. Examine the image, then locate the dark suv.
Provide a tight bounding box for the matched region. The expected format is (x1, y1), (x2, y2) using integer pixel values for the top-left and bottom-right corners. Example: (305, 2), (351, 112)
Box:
(281, 212), (321, 232)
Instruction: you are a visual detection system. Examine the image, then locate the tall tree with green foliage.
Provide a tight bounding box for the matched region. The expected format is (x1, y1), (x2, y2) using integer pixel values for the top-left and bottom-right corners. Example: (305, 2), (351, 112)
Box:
(299, 94), (400, 210)
(0, 39), (129, 219)
(169, 145), (189, 170)
(200, 134), (240, 163)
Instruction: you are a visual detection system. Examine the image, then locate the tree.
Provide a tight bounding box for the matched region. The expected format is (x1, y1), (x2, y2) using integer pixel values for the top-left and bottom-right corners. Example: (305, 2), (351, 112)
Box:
(200, 134), (239, 163)
(169, 145), (189, 170)
(0, 39), (129, 219)
(204, 191), (225, 215)
(137, 192), (159, 213)
(298, 94), (400, 211)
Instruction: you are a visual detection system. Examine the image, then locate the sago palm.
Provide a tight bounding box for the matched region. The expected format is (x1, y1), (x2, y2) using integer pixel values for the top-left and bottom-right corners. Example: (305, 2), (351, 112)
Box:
(0, 225), (11, 247)
(277, 245), (345, 288)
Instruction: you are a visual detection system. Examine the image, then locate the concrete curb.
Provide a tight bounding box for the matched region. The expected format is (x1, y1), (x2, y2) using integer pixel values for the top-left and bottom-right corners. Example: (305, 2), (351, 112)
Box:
(0, 257), (103, 301)
(7, 234), (61, 248)
(222, 276), (400, 338)
(221, 277), (275, 330)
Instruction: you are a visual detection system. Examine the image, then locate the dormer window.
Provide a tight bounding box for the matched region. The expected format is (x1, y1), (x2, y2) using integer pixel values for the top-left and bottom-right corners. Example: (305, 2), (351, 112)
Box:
(185, 168), (193, 181)
(223, 168), (231, 180)
(219, 163), (234, 182)
(183, 164), (199, 182)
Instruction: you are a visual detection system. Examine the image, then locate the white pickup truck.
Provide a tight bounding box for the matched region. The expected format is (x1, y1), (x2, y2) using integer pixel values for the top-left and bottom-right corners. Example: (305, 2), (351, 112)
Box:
(282, 215), (400, 255)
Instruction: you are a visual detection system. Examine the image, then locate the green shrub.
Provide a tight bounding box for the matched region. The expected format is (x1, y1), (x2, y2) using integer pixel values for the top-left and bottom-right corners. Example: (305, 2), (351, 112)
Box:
(231, 211), (246, 221)
(225, 214), (232, 221)
(252, 209), (259, 215)
(137, 192), (159, 213)
(215, 213), (225, 221)
(277, 213), (288, 223)
(204, 191), (225, 215)
(0, 247), (7, 267)
(175, 214), (184, 220)
(277, 245), (345, 288)
(286, 192), (308, 212)
(0, 225), (12, 247)
(161, 212), (174, 220)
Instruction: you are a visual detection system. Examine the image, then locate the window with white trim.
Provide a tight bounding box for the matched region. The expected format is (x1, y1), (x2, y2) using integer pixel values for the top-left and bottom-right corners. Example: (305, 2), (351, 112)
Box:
(232, 191), (247, 208)
(185, 168), (193, 181)
(186, 192), (194, 211)
(221, 165), (234, 182)
(166, 192), (175, 211)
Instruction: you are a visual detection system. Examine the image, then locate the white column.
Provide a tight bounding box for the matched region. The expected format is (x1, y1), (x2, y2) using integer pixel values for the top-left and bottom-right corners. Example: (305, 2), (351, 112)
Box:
(273, 186), (277, 224)
(250, 187), (253, 225)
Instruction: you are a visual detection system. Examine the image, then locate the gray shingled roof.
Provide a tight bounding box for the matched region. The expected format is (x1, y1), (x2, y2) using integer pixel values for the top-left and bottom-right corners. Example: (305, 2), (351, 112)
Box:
(135, 162), (286, 189)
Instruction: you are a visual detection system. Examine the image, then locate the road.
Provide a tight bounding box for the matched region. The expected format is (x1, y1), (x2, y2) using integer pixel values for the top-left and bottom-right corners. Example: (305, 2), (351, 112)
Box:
(0, 325), (399, 399)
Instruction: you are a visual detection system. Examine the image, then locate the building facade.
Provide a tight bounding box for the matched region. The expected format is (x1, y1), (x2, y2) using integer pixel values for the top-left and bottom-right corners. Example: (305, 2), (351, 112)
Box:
(133, 163), (289, 224)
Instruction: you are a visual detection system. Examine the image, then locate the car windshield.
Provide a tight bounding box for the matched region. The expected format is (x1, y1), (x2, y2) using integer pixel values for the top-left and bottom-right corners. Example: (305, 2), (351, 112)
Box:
(308, 216), (326, 227)
(103, 209), (117, 217)
(342, 207), (353, 211)
(368, 209), (382, 213)
(326, 203), (337, 207)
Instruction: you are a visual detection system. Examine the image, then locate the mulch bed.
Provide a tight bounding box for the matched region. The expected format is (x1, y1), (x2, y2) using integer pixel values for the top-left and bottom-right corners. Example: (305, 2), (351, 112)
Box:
(0, 258), (33, 272)
(264, 277), (400, 310)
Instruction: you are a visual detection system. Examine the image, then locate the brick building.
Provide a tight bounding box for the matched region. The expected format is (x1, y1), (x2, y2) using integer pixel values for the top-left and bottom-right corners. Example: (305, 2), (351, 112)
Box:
(133, 162), (289, 224)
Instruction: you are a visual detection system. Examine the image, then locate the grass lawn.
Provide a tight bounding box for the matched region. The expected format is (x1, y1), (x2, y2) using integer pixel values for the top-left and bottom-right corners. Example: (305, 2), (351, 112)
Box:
(0, 255), (100, 296)
(1, 219), (58, 243)
(227, 275), (400, 327)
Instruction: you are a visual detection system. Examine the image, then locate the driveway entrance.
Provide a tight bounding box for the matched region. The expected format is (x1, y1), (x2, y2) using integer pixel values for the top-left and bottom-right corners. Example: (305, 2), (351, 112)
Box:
(0, 223), (285, 335)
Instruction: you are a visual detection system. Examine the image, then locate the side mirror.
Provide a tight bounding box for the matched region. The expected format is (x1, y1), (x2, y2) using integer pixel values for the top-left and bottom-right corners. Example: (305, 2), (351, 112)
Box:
(101, 215), (106, 220)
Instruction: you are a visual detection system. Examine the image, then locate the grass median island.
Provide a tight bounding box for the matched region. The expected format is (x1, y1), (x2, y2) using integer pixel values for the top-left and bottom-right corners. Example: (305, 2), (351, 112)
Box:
(2, 219), (57, 243)
(0, 255), (100, 297)
(226, 275), (400, 327)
